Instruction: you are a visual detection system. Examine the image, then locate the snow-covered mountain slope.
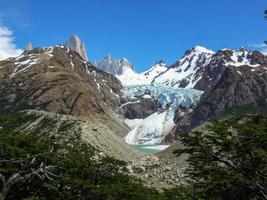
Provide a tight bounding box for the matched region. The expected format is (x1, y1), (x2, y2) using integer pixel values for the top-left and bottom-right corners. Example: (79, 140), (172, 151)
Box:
(95, 46), (265, 89)
(216, 48), (262, 67)
(117, 61), (168, 85)
(116, 67), (145, 85)
(122, 84), (203, 144)
(152, 46), (214, 88)
(140, 60), (168, 83)
(95, 56), (168, 86)
(153, 47), (266, 89)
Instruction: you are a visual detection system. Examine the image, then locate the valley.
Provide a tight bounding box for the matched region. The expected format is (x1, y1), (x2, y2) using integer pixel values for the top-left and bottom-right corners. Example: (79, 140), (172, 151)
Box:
(0, 19), (266, 199)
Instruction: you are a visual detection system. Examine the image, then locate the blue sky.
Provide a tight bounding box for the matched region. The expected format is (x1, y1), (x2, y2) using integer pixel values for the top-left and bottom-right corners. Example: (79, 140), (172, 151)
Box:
(0, 0), (266, 72)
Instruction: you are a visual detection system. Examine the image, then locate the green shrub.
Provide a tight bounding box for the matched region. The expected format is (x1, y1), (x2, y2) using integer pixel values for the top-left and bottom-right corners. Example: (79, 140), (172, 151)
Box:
(175, 114), (267, 199)
(0, 113), (161, 200)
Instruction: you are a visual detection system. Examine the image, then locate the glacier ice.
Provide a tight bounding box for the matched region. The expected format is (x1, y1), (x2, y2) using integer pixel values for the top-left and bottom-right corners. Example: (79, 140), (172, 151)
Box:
(122, 84), (203, 144)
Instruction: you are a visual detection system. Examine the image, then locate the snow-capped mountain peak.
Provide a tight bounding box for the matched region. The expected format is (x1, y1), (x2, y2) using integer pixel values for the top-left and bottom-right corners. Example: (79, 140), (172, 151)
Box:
(152, 46), (214, 88)
(143, 60), (167, 75)
(142, 60), (167, 78)
(191, 45), (215, 54)
(179, 45), (215, 65)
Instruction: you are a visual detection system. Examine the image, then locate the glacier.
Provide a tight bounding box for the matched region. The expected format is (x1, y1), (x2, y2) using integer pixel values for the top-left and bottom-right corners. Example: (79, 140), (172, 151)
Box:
(122, 84), (203, 144)
(93, 46), (264, 145)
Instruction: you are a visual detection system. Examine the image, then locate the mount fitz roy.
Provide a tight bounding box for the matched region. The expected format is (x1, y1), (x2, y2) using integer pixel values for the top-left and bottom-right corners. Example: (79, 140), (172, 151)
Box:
(0, 34), (266, 146)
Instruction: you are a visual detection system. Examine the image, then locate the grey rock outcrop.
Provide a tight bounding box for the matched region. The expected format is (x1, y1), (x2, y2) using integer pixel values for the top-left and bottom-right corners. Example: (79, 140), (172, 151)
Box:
(65, 34), (88, 60)
(25, 43), (33, 51)
(94, 55), (135, 75)
(119, 94), (162, 119)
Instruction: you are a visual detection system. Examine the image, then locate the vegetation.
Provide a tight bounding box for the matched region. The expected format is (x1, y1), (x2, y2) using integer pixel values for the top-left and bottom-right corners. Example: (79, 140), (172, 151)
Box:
(213, 104), (267, 120)
(0, 113), (162, 200)
(175, 114), (267, 199)
(1, 111), (266, 199)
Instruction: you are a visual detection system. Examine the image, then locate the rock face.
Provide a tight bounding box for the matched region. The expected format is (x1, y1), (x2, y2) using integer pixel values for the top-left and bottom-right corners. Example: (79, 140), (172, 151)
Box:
(0, 45), (128, 134)
(65, 34), (88, 60)
(95, 56), (168, 86)
(25, 43), (33, 51)
(165, 49), (267, 142)
(173, 105), (194, 123)
(119, 94), (162, 119)
(94, 55), (134, 76)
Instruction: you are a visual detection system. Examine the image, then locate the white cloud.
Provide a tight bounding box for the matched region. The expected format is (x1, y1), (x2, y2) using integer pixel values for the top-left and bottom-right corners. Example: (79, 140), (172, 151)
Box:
(0, 25), (22, 60)
(250, 43), (267, 55)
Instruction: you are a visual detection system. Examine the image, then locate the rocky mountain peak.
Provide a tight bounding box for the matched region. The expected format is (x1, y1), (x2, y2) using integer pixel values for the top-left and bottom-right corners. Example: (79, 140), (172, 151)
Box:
(176, 46), (215, 70)
(154, 60), (166, 66)
(0, 45), (129, 135)
(152, 46), (215, 88)
(143, 60), (167, 77)
(65, 34), (88, 61)
(211, 47), (267, 67)
(103, 55), (112, 63)
(25, 43), (33, 51)
(95, 55), (135, 76)
(192, 45), (214, 54)
(119, 58), (132, 68)
(184, 45), (214, 56)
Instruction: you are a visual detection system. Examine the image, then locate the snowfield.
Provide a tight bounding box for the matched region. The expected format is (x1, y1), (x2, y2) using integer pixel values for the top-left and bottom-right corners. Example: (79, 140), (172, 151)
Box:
(116, 61), (168, 86)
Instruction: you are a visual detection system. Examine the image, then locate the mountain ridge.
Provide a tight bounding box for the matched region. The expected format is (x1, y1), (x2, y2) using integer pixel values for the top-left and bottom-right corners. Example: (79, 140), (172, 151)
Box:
(0, 45), (129, 136)
(92, 45), (267, 144)
(1, 41), (266, 146)
(165, 48), (267, 142)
